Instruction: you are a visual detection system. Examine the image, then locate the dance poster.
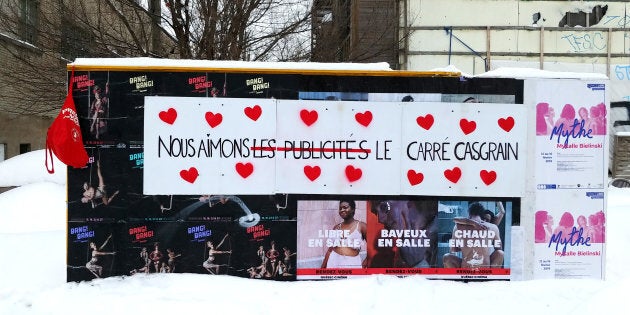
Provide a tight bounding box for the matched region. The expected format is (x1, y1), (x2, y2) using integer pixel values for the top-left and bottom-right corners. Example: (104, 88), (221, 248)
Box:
(533, 80), (608, 189)
(296, 197), (514, 280)
(296, 199), (369, 279)
(533, 190), (605, 279)
(121, 221), (296, 279)
(66, 64), (526, 282)
(67, 148), (129, 222)
(531, 79), (608, 280)
(67, 222), (124, 282)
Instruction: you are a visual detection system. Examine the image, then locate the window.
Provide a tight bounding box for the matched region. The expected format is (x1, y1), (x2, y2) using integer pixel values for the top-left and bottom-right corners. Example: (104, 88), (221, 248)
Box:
(19, 0), (39, 44)
(19, 143), (31, 154)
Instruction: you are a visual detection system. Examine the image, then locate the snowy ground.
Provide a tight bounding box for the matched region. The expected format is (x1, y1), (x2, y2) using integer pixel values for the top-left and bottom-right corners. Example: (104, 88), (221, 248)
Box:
(0, 150), (627, 314)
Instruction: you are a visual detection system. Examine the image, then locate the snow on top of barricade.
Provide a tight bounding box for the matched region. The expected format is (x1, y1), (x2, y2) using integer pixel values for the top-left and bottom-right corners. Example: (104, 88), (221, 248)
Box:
(70, 58), (393, 71)
(475, 67), (608, 80)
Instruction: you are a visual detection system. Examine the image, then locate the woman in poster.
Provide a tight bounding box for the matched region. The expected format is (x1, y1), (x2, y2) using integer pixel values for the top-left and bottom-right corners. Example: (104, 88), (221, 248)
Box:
(81, 160), (119, 208)
(203, 234), (232, 274)
(554, 104), (576, 130)
(86, 235), (115, 278)
(89, 83), (109, 139)
(535, 210), (554, 243)
(535, 102), (555, 136)
(149, 242), (163, 273)
(167, 248), (181, 273)
(320, 199), (367, 269)
(553, 212), (575, 242)
(130, 247), (150, 275)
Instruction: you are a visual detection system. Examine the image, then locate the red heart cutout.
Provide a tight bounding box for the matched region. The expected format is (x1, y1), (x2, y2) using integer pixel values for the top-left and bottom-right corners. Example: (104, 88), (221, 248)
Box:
(355, 111), (373, 127)
(498, 116), (515, 132)
(345, 165), (362, 182)
(407, 170), (424, 186)
(459, 119), (476, 135)
(444, 167), (462, 184)
(480, 170), (497, 185)
(304, 165), (321, 181)
(159, 108), (177, 125)
(244, 105), (262, 121)
(416, 114), (434, 130)
(205, 111), (223, 128)
(300, 109), (318, 126)
(235, 162), (254, 178)
(180, 167), (199, 184)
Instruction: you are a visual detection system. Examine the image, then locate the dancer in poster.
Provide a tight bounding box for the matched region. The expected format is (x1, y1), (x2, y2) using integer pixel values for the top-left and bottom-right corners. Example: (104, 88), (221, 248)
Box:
(130, 247), (150, 275)
(89, 83), (109, 139)
(265, 241), (281, 277)
(166, 248), (181, 273)
(81, 160), (119, 208)
(552, 212), (575, 242)
(455, 201), (506, 227)
(443, 202), (504, 269)
(321, 199), (367, 269)
(149, 242), (163, 273)
(576, 215), (595, 242)
(553, 104), (576, 130)
(257, 245), (266, 265)
(282, 246), (296, 274)
(370, 200), (438, 267)
(534, 210), (554, 243)
(203, 234), (231, 274)
(536, 102), (556, 136)
(86, 235), (115, 278)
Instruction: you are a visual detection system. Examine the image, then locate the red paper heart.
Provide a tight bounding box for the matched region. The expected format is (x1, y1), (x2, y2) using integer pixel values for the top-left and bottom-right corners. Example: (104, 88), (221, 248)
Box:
(304, 165), (321, 181)
(459, 119), (476, 135)
(159, 108), (177, 124)
(235, 162), (254, 178)
(355, 111), (373, 127)
(244, 105), (262, 121)
(180, 167), (199, 184)
(480, 170), (497, 185)
(205, 111), (223, 128)
(444, 167), (462, 184)
(407, 170), (424, 186)
(300, 109), (318, 126)
(416, 114), (434, 130)
(345, 165), (362, 182)
(498, 116), (515, 132)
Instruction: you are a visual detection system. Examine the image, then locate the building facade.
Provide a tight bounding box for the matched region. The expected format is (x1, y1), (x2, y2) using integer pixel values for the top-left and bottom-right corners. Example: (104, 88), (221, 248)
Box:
(0, 0), (171, 161)
(399, 0), (630, 102)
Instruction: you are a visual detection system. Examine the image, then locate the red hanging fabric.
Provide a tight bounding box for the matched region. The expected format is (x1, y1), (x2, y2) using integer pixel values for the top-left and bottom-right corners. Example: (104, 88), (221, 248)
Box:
(45, 66), (88, 173)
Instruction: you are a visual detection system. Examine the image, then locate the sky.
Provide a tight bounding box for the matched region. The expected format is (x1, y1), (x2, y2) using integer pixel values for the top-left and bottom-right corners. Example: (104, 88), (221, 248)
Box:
(0, 149), (628, 315)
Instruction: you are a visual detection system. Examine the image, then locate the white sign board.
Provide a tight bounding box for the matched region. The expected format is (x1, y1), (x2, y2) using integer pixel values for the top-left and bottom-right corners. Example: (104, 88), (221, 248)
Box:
(144, 98), (526, 196)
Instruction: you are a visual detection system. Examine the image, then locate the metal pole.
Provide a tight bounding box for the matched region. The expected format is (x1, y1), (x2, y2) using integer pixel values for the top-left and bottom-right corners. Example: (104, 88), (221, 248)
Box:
(539, 26), (544, 70)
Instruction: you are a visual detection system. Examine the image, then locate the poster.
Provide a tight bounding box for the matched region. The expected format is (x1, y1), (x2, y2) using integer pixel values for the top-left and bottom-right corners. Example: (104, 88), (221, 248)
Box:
(296, 197), (514, 280)
(532, 79), (608, 279)
(144, 98), (527, 197)
(67, 65), (526, 282)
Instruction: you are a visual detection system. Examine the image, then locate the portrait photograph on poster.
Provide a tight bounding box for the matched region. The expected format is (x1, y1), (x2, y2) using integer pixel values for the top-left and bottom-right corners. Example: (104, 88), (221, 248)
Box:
(296, 196), (517, 280)
(67, 147), (129, 222)
(67, 222), (124, 282)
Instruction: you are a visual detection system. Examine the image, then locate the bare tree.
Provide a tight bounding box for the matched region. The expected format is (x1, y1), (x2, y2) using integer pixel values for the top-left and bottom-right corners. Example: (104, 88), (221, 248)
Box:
(0, 0), (313, 116)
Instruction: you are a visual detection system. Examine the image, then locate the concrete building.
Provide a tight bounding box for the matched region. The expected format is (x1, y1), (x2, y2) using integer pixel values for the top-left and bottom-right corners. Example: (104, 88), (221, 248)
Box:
(399, 0), (630, 102)
(0, 0), (171, 161)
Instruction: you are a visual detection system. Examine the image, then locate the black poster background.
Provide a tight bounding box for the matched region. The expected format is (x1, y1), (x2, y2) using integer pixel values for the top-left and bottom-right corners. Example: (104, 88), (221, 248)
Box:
(67, 68), (523, 281)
